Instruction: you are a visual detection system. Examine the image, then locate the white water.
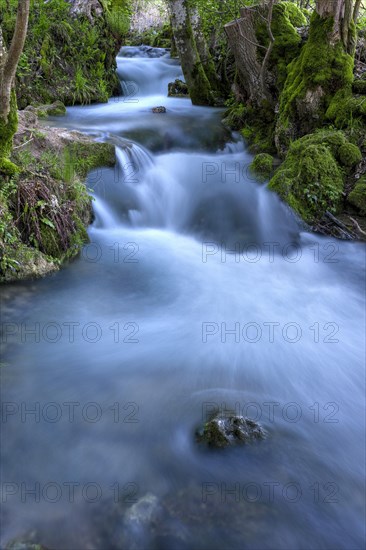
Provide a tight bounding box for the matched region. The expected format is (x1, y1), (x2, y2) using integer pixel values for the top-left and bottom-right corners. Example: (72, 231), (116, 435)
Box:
(1, 46), (365, 550)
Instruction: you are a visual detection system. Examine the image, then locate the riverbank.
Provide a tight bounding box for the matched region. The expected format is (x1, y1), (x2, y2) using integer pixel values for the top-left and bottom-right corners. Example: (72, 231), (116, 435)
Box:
(0, 107), (115, 283)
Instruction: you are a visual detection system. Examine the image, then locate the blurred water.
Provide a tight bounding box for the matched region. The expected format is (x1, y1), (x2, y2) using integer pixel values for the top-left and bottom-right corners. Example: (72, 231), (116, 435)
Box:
(1, 46), (365, 550)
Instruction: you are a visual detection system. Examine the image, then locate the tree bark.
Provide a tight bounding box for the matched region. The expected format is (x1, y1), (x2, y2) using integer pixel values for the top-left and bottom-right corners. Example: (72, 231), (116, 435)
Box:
(190, 3), (222, 93)
(168, 0), (217, 105)
(224, 9), (268, 106)
(275, 0), (356, 154)
(316, 0), (354, 52)
(0, 0), (30, 172)
(0, 0), (30, 122)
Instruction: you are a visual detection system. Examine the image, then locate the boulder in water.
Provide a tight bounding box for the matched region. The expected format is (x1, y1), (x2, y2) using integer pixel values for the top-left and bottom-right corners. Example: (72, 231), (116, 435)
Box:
(152, 106), (167, 113)
(121, 493), (162, 550)
(196, 412), (266, 448)
(168, 79), (189, 97)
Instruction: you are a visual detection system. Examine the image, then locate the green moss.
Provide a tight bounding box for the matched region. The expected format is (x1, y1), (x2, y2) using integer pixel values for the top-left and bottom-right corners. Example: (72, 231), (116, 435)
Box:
(35, 101), (67, 118)
(269, 130), (346, 223)
(290, 129), (347, 156)
(64, 141), (116, 180)
(352, 79), (366, 94)
(277, 13), (355, 150)
(283, 2), (308, 27)
(222, 102), (247, 130)
(0, 91), (19, 167)
(326, 88), (366, 128)
(250, 153), (274, 181)
(348, 180), (366, 214)
(338, 142), (362, 167)
(0, 158), (20, 177)
(223, 99), (276, 154)
(1, 0), (123, 108)
(256, 2), (305, 88)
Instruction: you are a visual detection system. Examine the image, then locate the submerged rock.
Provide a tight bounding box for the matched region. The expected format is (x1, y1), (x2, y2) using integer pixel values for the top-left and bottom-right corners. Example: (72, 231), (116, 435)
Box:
(168, 79), (189, 97)
(152, 106), (167, 113)
(5, 531), (49, 550)
(196, 412), (266, 448)
(120, 493), (162, 550)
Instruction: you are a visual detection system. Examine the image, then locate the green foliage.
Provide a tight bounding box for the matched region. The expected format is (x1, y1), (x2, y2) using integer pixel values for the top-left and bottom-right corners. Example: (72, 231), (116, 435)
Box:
(2, 132), (116, 279)
(106, 7), (131, 38)
(0, 179), (21, 274)
(269, 130), (349, 222)
(0, 0), (123, 108)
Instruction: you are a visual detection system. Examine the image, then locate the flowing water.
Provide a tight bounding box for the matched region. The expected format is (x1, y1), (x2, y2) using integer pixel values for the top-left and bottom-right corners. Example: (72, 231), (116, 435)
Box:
(1, 46), (365, 549)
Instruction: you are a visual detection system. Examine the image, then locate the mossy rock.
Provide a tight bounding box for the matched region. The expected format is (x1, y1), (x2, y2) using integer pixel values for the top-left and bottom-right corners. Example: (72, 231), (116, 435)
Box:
(26, 101), (67, 118)
(250, 153), (274, 181)
(224, 100), (276, 154)
(352, 79), (366, 94)
(64, 141), (115, 179)
(168, 79), (189, 97)
(196, 413), (266, 449)
(348, 180), (366, 214)
(338, 142), (362, 168)
(43, 101), (67, 117)
(269, 130), (346, 223)
(326, 88), (366, 128)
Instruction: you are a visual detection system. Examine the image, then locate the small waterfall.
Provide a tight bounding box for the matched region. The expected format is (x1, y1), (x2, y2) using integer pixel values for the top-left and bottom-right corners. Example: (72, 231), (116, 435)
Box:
(92, 195), (120, 229)
(89, 46), (299, 243)
(117, 46), (183, 98)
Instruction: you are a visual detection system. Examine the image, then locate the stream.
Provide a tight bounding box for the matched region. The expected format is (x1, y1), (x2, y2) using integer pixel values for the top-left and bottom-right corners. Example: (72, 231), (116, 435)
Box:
(1, 46), (365, 549)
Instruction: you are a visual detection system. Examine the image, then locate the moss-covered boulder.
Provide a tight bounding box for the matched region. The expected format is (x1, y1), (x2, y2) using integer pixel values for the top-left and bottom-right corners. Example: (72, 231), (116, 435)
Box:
(25, 101), (67, 118)
(338, 142), (362, 168)
(348, 179), (366, 215)
(168, 79), (189, 97)
(352, 78), (366, 94)
(269, 130), (348, 223)
(250, 153), (274, 181)
(325, 88), (366, 128)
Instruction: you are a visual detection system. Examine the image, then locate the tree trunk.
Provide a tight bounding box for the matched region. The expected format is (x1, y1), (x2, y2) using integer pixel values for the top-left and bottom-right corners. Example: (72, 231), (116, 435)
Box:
(275, 0), (356, 154)
(316, 0), (354, 53)
(168, 0), (217, 105)
(190, 4), (222, 93)
(224, 9), (268, 107)
(0, 0), (30, 173)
